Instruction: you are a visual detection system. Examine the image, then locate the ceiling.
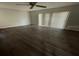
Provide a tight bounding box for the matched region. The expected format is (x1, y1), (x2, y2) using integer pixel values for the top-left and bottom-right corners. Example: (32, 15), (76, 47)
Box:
(0, 2), (78, 11)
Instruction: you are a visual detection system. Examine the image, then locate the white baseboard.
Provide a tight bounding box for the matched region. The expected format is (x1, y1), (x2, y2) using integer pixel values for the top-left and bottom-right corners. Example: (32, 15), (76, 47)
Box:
(0, 24), (30, 29)
(65, 26), (79, 31)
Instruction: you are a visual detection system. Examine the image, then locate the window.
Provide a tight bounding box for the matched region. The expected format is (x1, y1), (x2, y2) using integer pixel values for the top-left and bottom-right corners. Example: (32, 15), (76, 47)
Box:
(44, 13), (50, 26)
(38, 13), (43, 26)
(38, 13), (50, 26)
(50, 11), (69, 29)
(38, 11), (70, 29)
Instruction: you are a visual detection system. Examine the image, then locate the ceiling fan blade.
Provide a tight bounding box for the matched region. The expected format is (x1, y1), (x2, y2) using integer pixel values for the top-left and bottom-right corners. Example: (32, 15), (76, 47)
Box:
(29, 2), (37, 9)
(36, 5), (47, 8)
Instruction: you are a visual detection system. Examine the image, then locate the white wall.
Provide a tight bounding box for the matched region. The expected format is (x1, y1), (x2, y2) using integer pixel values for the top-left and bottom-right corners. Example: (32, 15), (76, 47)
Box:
(0, 8), (30, 28)
(30, 4), (79, 31)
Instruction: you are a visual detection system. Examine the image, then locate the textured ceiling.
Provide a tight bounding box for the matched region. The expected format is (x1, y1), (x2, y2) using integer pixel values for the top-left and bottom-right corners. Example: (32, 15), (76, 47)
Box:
(0, 2), (78, 11)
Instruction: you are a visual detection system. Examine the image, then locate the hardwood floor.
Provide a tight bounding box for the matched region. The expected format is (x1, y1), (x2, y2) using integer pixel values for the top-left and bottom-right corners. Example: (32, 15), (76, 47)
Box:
(0, 25), (79, 56)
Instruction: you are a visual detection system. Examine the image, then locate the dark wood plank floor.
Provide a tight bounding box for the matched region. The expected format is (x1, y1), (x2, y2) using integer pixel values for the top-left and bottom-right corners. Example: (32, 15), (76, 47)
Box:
(0, 25), (79, 56)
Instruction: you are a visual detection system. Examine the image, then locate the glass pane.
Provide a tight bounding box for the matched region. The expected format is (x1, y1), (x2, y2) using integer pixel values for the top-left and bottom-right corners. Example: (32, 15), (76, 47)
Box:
(38, 13), (43, 26)
(50, 11), (69, 29)
(44, 13), (50, 26)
